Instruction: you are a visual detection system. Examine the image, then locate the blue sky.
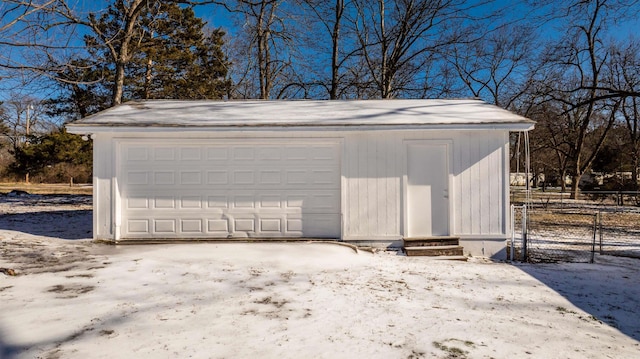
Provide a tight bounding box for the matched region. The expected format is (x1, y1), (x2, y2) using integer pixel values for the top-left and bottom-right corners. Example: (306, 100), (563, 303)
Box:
(193, 0), (640, 41)
(1, 0), (639, 104)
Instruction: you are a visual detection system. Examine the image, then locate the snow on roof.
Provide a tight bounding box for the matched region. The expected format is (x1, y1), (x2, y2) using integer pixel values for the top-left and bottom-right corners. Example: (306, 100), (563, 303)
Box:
(66, 99), (535, 132)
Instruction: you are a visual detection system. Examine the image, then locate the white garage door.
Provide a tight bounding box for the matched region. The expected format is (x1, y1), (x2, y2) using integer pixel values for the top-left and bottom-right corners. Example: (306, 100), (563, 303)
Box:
(118, 139), (341, 239)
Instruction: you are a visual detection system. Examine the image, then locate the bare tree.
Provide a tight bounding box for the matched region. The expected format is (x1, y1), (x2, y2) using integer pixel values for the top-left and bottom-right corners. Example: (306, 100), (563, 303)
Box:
(0, 1), (69, 90)
(526, 92), (585, 192)
(295, 0), (354, 99)
(351, 0), (487, 99)
(0, 96), (52, 150)
(219, 0), (295, 99)
(608, 39), (640, 188)
(530, 0), (627, 199)
(449, 23), (538, 108)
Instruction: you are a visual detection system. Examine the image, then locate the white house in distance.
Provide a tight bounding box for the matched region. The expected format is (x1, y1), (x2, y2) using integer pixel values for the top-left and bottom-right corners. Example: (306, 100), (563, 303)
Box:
(66, 99), (534, 259)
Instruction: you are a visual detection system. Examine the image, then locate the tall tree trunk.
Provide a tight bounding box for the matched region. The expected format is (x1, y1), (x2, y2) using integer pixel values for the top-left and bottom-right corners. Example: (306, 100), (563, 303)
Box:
(570, 172), (581, 199)
(257, 10), (266, 99)
(144, 31), (154, 100)
(109, 0), (147, 106)
(632, 144), (639, 190)
(625, 99), (640, 190)
(560, 169), (567, 193)
(255, 2), (272, 100)
(113, 59), (126, 106)
(144, 56), (153, 100)
(329, 0), (343, 100)
(378, 0), (389, 98)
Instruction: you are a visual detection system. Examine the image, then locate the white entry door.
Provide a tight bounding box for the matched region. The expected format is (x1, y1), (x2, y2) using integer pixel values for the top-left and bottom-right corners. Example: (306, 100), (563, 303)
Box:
(406, 142), (450, 237)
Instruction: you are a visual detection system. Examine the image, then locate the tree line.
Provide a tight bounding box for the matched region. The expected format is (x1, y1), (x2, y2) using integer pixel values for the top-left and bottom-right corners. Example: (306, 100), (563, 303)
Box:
(0, 0), (639, 199)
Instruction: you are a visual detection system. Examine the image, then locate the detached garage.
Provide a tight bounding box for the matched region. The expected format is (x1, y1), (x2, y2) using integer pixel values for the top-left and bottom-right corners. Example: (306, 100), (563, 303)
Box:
(66, 99), (534, 258)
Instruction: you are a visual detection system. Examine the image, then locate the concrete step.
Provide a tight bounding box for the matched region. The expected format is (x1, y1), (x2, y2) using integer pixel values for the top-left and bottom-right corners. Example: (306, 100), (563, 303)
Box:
(404, 245), (464, 257)
(403, 237), (460, 247)
(414, 255), (468, 261)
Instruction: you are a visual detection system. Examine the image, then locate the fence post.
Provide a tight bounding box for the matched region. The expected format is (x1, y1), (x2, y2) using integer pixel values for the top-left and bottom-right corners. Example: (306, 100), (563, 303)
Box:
(591, 213), (597, 263)
(522, 204), (527, 261)
(510, 205), (515, 262)
(599, 211), (603, 255)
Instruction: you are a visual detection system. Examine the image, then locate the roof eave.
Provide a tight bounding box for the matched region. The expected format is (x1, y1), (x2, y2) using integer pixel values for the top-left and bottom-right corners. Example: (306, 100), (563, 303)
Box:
(66, 122), (535, 135)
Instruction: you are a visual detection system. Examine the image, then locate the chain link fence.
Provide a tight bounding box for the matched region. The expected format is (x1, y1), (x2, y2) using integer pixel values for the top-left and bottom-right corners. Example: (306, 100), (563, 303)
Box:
(599, 211), (640, 258)
(511, 205), (640, 263)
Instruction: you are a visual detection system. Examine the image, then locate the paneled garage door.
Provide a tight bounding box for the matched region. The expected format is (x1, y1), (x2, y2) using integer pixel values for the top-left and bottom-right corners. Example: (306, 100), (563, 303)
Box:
(118, 139), (341, 239)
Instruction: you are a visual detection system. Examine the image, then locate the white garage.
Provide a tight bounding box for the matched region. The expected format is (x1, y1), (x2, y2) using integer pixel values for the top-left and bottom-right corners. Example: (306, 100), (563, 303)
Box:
(67, 99), (534, 258)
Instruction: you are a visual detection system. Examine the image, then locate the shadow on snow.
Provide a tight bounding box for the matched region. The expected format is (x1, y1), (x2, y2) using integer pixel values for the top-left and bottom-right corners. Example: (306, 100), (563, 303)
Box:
(0, 210), (92, 240)
(515, 258), (640, 342)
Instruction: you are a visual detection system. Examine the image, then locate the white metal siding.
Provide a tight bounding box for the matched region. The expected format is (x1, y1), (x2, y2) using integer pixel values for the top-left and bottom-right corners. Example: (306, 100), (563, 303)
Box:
(342, 131), (509, 239)
(93, 129), (510, 242)
(453, 132), (506, 235)
(117, 139), (341, 239)
(93, 136), (113, 239)
(344, 133), (401, 239)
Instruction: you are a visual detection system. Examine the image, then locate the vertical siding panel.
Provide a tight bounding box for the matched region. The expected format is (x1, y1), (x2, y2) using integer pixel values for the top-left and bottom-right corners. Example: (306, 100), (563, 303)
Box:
(343, 138), (349, 236)
(490, 135), (501, 233)
(379, 133), (387, 235)
(455, 135), (463, 234)
(488, 137), (495, 234)
(459, 135), (467, 234)
(342, 137), (348, 236)
(396, 135), (401, 235)
(460, 136), (467, 234)
(382, 135), (388, 237)
(362, 135), (375, 235)
(362, 136), (375, 235)
(503, 133), (510, 234)
(464, 134), (474, 234)
(470, 134), (477, 234)
(453, 137), (461, 234)
(356, 135), (364, 235)
(389, 134), (398, 236)
(497, 136), (504, 233)
(480, 136), (490, 234)
(358, 135), (366, 235)
(369, 132), (384, 235)
(455, 136), (462, 234)
(346, 135), (357, 236)
(468, 138), (474, 233)
(371, 134), (378, 235)
(348, 136), (357, 236)
(94, 136), (113, 239)
(502, 133), (509, 234)
(467, 134), (475, 234)
(382, 133), (391, 236)
(382, 135), (388, 235)
(361, 135), (368, 235)
(471, 137), (481, 233)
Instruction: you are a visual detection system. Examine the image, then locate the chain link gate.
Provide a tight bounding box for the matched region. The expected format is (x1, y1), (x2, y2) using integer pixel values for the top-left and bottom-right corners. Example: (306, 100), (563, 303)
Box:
(598, 211), (640, 258)
(511, 205), (597, 263)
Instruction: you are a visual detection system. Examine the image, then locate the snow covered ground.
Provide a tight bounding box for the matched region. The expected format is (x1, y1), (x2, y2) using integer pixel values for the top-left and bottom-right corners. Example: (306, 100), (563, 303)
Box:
(1, 195), (639, 359)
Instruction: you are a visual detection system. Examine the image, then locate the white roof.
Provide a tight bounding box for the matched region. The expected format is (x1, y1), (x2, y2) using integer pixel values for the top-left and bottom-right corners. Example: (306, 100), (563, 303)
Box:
(66, 99), (534, 132)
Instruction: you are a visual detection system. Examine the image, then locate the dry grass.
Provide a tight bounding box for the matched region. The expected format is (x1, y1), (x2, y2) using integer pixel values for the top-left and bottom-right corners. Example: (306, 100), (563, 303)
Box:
(0, 182), (92, 195)
(600, 212), (640, 228)
(517, 210), (640, 229)
(528, 211), (597, 226)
